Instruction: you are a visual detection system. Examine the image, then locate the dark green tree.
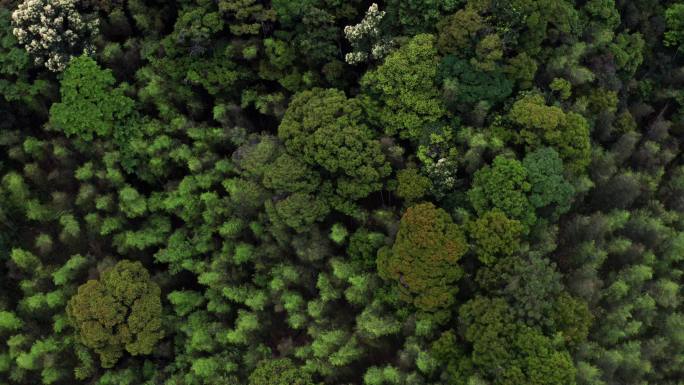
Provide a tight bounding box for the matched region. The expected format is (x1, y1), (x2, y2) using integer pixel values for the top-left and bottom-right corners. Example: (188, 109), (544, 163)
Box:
(437, 55), (513, 110)
(522, 147), (575, 218)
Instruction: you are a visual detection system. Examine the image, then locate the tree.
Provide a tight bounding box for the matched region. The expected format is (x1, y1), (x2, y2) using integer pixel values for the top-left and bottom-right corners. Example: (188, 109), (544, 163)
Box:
(265, 192), (330, 233)
(395, 167), (431, 204)
(0, 311), (22, 332)
(218, 0), (276, 36)
(49, 55), (135, 141)
(551, 293), (592, 347)
(385, 0), (461, 34)
(363, 365), (403, 385)
(262, 153), (320, 195)
(81, 0), (124, 12)
(665, 3), (684, 51)
(489, 0), (580, 56)
(504, 53), (538, 89)
(249, 358), (313, 385)
(458, 296), (517, 378)
(459, 297), (576, 385)
(437, 55), (513, 110)
(348, 228), (386, 269)
(167, 290), (205, 317)
(436, 6), (485, 54)
(472, 33), (504, 71)
(475, 255), (565, 328)
(270, 0), (342, 67)
(584, 0), (621, 30)
(610, 32), (645, 77)
(550, 78), (572, 100)
(344, 3), (394, 65)
(258, 38), (302, 92)
(278, 88), (390, 215)
(232, 134), (281, 179)
(0, 8), (48, 105)
(508, 93), (591, 173)
(278, 88), (388, 184)
(467, 210), (524, 265)
(522, 148), (575, 218)
(11, 0), (98, 71)
(377, 202), (467, 311)
(3, 0), (684, 384)
(66, 260), (163, 368)
(430, 330), (476, 384)
(468, 155), (536, 228)
(52, 254), (88, 285)
(360, 34), (446, 140)
(502, 326), (576, 385)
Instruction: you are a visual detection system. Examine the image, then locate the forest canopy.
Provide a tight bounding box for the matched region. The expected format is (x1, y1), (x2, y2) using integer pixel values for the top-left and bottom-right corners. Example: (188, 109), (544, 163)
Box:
(1, 0), (684, 385)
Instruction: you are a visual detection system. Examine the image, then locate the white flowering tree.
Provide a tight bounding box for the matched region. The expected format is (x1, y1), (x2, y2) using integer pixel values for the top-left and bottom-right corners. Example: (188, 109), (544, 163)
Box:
(12, 0), (98, 72)
(343, 3), (395, 65)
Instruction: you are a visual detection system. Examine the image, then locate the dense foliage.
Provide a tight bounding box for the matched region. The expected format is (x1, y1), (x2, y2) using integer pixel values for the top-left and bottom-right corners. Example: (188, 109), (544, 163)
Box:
(1, 0), (684, 384)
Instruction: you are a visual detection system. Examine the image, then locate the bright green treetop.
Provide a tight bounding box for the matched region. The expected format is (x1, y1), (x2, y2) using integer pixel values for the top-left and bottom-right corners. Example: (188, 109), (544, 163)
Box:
(49, 55), (135, 141)
(665, 3), (684, 51)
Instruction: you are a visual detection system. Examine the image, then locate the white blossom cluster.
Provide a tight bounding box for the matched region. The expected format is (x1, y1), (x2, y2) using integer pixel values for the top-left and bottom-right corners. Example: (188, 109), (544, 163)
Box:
(425, 157), (458, 198)
(12, 0), (98, 72)
(343, 3), (394, 64)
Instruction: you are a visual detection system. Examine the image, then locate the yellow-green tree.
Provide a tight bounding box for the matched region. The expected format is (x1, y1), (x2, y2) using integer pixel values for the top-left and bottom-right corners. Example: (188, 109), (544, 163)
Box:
(249, 358), (313, 385)
(395, 167), (432, 204)
(66, 260), (163, 368)
(508, 93), (590, 173)
(360, 34), (446, 140)
(278, 87), (390, 216)
(467, 210), (524, 265)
